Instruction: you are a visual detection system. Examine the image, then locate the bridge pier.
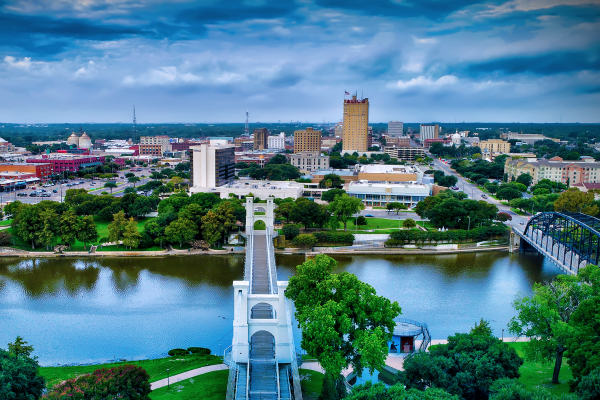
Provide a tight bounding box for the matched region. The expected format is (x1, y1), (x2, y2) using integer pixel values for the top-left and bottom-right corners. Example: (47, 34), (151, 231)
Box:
(509, 231), (521, 253)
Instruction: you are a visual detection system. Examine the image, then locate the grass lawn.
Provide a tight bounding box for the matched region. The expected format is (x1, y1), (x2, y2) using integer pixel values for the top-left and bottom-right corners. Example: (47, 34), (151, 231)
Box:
(508, 342), (573, 396)
(511, 208), (526, 216)
(0, 219), (12, 226)
(39, 354), (223, 390)
(148, 370), (228, 400)
(343, 217), (436, 233)
(300, 369), (324, 400)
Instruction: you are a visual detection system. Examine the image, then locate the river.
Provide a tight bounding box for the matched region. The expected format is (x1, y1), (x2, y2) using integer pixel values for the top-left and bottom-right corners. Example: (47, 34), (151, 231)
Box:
(0, 251), (563, 366)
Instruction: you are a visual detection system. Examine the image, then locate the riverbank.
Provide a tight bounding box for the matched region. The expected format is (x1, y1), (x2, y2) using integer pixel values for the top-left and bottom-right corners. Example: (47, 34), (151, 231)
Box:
(0, 244), (509, 257)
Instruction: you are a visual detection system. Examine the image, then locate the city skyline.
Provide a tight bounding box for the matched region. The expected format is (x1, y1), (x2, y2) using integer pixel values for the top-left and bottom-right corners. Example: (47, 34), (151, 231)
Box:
(0, 0), (599, 123)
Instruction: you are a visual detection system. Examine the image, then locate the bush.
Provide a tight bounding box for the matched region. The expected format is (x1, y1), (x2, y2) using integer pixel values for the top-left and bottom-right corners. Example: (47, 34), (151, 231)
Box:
(168, 348), (189, 356)
(577, 368), (600, 400)
(44, 365), (151, 400)
(356, 215), (367, 226)
(187, 347), (211, 355)
(402, 218), (417, 229)
(385, 225), (507, 246)
(292, 233), (317, 248)
(0, 231), (12, 246)
(282, 224), (300, 240)
(313, 231), (354, 245)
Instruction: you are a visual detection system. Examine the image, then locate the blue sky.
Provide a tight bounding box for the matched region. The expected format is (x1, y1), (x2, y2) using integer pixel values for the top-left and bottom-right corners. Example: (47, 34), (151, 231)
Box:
(0, 0), (599, 123)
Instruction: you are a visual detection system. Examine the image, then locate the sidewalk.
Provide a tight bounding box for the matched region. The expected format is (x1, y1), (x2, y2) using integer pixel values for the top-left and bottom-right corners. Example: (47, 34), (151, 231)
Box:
(150, 363), (228, 390)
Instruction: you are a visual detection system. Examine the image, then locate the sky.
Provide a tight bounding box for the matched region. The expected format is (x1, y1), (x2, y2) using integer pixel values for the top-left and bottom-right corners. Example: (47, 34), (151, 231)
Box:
(0, 0), (599, 124)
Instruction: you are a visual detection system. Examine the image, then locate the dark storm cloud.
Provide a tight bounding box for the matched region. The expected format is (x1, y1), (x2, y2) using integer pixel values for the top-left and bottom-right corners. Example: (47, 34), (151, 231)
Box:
(0, 11), (187, 55)
(314, 0), (491, 20)
(467, 50), (600, 76)
(176, 0), (301, 24)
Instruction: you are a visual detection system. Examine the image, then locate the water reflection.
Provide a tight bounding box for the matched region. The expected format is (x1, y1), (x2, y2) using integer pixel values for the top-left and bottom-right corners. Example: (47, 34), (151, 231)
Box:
(0, 251), (561, 366)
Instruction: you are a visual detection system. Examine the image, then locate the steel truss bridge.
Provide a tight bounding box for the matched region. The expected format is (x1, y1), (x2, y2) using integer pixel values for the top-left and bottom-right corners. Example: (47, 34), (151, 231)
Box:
(513, 212), (600, 274)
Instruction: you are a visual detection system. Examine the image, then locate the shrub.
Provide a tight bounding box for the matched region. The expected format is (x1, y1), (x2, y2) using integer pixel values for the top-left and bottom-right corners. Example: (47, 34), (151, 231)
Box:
(281, 224), (300, 240)
(44, 365), (151, 400)
(292, 233), (317, 248)
(313, 231), (354, 245)
(402, 218), (417, 229)
(168, 348), (189, 356)
(577, 368), (600, 400)
(385, 225), (507, 247)
(187, 347), (211, 355)
(0, 231), (12, 246)
(356, 215), (367, 226)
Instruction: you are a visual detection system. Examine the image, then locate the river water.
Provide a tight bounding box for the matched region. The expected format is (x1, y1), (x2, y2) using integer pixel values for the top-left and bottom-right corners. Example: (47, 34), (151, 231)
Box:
(0, 252), (563, 366)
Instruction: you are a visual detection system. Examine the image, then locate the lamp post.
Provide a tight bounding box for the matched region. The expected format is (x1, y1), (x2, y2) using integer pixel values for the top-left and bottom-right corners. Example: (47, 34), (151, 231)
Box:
(502, 329), (504, 341)
(167, 369), (170, 389)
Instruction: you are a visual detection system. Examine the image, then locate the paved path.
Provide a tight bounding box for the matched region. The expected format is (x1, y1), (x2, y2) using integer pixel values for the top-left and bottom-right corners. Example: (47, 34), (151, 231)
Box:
(150, 363), (228, 390)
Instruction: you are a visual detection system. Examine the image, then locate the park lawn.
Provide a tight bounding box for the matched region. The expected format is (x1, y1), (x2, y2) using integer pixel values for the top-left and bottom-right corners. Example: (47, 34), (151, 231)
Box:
(148, 370), (227, 400)
(344, 217), (436, 233)
(508, 342), (573, 396)
(0, 219), (12, 226)
(300, 369), (324, 400)
(511, 208), (526, 216)
(39, 354), (223, 390)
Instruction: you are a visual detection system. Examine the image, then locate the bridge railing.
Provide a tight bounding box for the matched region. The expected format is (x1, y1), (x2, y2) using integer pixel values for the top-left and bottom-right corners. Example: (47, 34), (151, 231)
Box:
(245, 234), (253, 291)
(286, 298), (303, 400)
(226, 290), (243, 400)
(266, 233), (278, 295)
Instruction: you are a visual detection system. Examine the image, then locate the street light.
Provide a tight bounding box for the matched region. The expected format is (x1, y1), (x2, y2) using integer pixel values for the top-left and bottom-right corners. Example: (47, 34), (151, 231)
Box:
(167, 369), (170, 389)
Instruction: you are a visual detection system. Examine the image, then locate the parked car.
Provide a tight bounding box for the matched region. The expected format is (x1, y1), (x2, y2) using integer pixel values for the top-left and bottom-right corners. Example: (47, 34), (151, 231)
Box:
(29, 193), (37, 197)
(481, 194), (487, 198)
(17, 193), (27, 197)
(451, 186), (459, 190)
(52, 189), (58, 193)
(365, 214), (375, 217)
(41, 193), (51, 197)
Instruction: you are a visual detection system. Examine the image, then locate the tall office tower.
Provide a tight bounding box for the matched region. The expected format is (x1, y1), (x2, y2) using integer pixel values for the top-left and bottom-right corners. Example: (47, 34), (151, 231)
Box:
(190, 140), (235, 188)
(253, 128), (268, 150)
(388, 121), (404, 137)
(342, 95), (369, 152)
(420, 124), (439, 141)
(294, 127), (322, 153)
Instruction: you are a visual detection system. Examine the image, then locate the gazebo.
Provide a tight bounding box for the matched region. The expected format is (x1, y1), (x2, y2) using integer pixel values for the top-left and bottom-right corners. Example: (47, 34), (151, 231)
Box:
(388, 318), (431, 355)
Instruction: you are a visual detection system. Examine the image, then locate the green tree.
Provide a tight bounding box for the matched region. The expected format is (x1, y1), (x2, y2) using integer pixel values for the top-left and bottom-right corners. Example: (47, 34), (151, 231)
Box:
(104, 181), (118, 194)
(322, 188), (347, 203)
(516, 173), (533, 187)
(107, 210), (127, 247)
(8, 336), (34, 357)
(165, 218), (199, 247)
(122, 217), (142, 249)
(497, 186), (523, 201)
(509, 265), (600, 384)
(319, 173), (344, 189)
(438, 175), (458, 188)
(201, 201), (237, 245)
(327, 194), (365, 231)
(59, 210), (79, 248)
(577, 368), (600, 400)
(14, 205), (41, 249)
(510, 198), (534, 213)
(387, 202), (408, 214)
(290, 199), (330, 229)
(0, 343), (45, 400)
(347, 382), (459, 400)
(554, 188), (599, 216)
(275, 201), (294, 221)
(4, 200), (24, 219)
(125, 172), (135, 178)
(76, 215), (98, 250)
(401, 319), (523, 400)
(128, 176), (140, 187)
(566, 296), (600, 391)
(356, 215), (368, 226)
(285, 254), (401, 391)
(170, 176), (183, 190)
(282, 224), (300, 240)
(402, 218), (416, 229)
(37, 208), (60, 250)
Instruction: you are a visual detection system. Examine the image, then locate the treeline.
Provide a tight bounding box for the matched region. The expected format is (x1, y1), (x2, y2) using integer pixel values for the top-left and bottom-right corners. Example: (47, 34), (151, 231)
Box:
(385, 225), (507, 247)
(450, 157), (507, 181)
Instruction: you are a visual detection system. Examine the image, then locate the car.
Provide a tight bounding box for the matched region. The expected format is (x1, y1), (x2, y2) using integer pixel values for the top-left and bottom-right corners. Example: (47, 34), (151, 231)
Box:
(41, 193), (51, 197)
(17, 193), (27, 197)
(481, 194), (487, 198)
(79, 181), (84, 184)
(519, 221), (524, 225)
(40, 189), (46, 192)
(365, 214), (375, 218)
(29, 193), (37, 197)
(52, 189), (58, 193)
(451, 186), (459, 190)
(90, 182), (95, 185)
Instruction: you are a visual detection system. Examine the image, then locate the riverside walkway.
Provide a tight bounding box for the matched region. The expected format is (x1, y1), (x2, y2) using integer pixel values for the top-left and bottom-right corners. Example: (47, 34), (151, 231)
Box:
(224, 198), (302, 400)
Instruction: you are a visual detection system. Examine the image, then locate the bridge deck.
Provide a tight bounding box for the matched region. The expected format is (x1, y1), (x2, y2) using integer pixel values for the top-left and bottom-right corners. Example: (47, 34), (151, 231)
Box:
(251, 234), (271, 294)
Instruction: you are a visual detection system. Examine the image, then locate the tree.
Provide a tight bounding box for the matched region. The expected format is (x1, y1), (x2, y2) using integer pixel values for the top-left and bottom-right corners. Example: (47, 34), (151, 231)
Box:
(201, 201), (237, 245)
(4, 200), (24, 219)
(104, 181), (118, 194)
(37, 208), (60, 250)
(403, 218), (416, 229)
(356, 215), (367, 226)
(59, 210), (79, 248)
(438, 175), (458, 188)
(45, 365), (151, 400)
(76, 215), (98, 250)
(516, 173), (533, 187)
(566, 296), (600, 392)
(286, 254), (401, 392)
(125, 172), (135, 178)
(489, 378), (573, 400)
(291, 233), (317, 249)
(554, 188), (599, 216)
(509, 265), (600, 384)
(267, 154), (287, 165)
(510, 198), (534, 213)
(282, 224), (300, 240)
(122, 218), (142, 249)
(15, 205), (41, 249)
(165, 218), (198, 247)
(387, 202), (408, 214)
(495, 212), (512, 222)
(327, 194), (365, 231)
(347, 382), (459, 400)
(128, 176), (140, 187)
(170, 176), (183, 190)
(401, 319), (523, 400)
(107, 210), (127, 247)
(275, 201), (294, 222)
(0, 342), (45, 400)
(322, 188), (347, 203)
(577, 368), (600, 400)
(319, 173), (344, 189)
(497, 186), (523, 201)
(290, 199), (330, 229)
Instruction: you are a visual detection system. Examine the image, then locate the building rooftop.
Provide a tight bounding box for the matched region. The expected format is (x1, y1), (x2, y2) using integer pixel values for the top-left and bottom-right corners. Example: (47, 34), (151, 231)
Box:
(356, 164), (420, 174)
(310, 169), (357, 176)
(349, 181), (429, 188)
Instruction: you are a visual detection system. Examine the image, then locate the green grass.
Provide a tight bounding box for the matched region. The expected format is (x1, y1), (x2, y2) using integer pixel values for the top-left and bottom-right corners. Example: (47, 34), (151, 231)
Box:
(511, 208), (526, 216)
(508, 342), (573, 396)
(148, 370), (228, 400)
(343, 217), (437, 233)
(300, 369), (324, 400)
(39, 354), (223, 390)
(0, 219), (12, 226)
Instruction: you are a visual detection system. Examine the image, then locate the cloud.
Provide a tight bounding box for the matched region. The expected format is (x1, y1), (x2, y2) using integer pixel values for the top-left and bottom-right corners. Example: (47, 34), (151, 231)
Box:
(412, 36), (438, 44)
(388, 75), (459, 90)
(176, 0), (301, 25)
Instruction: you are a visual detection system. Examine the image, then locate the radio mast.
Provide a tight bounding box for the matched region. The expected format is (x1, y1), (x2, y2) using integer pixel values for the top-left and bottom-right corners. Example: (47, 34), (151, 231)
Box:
(244, 111), (249, 136)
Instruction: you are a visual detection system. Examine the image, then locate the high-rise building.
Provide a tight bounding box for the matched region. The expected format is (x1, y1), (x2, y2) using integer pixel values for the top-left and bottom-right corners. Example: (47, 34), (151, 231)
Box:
(420, 124), (439, 141)
(388, 121), (404, 137)
(253, 128), (268, 151)
(343, 95), (369, 152)
(294, 127), (322, 153)
(268, 132), (286, 150)
(190, 140), (235, 188)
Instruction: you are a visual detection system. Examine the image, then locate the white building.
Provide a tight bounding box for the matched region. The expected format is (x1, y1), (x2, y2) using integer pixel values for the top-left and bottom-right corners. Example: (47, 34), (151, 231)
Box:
(347, 181), (432, 207)
(420, 124), (439, 141)
(267, 132), (285, 150)
(388, 121), (404, 137)
(190, 139), (235, 190)
(451, 132), (461, 145)
(290, 151), (330, 172)
(211, 180), (304, 199)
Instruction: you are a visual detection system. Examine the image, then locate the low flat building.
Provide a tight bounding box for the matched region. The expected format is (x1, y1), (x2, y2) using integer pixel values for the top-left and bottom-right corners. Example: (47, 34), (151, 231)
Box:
(385, 136), (410, 147)
(306, 169), (358, 184)
(290, 151), (330, 172)
(423, 138), (451, 148)
(356, 164), (424, 182)
(0, 162), (54, 180)
(26, 155), (110, 173)
(384, 147), (426, 161)
(209, 180), (304, 199)
(505, 156), (600, 185)
(348, 181), (432, 207)
(480, 139), (510, 155)
(504, 132), (559, 144)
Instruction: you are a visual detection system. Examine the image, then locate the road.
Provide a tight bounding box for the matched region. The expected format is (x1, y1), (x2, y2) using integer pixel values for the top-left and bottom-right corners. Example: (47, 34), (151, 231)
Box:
(431, 157), (528, 232)
(1, 167), (156, 205)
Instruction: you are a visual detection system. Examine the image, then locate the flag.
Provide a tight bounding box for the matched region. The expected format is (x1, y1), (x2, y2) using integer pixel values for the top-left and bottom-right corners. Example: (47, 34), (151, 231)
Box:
(344, 91), (350, 95)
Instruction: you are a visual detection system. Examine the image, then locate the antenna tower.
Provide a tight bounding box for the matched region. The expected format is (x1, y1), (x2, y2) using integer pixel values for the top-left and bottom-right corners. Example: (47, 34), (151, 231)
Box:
(244, 111), (249, 136)
(133, 105), (137, 142)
